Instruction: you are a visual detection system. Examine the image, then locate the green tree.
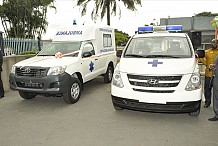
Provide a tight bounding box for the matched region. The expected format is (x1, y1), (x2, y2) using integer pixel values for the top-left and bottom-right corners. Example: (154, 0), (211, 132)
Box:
(115, 29), (130, 46)
(195, 12), (218, 17)
(77, 0), (141, 26)
(0, 0), (56, 38)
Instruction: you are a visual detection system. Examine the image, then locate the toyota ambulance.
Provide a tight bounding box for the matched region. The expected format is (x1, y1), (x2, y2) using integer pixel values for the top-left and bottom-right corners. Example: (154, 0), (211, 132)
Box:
(111, 25), (202, 116)
(9, 25), (117, 104)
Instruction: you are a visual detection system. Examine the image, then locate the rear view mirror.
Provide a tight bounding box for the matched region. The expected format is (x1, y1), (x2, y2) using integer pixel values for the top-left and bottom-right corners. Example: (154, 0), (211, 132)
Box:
(82, 52), (92, 58)
(116, 50), (122, 58)
(196, 49), (205, 58)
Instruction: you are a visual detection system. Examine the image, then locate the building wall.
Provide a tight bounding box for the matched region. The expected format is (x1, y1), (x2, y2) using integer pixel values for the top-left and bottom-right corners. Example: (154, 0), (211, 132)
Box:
(2, 54), (35, 92)
(160, 16), (215, 48)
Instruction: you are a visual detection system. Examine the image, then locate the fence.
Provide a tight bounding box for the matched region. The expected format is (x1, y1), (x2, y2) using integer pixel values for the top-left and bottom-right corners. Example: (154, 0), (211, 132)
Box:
(3, 38), (40, 56)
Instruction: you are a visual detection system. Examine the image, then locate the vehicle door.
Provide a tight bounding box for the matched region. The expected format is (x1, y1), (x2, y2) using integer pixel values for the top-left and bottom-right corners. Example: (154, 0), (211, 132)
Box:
(81, 42), (99, 82)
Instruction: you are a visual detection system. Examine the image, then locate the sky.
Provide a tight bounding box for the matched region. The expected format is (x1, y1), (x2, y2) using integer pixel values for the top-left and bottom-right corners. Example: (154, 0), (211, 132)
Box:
(0, 0), (218, 39)
(42, 0), (218, 40)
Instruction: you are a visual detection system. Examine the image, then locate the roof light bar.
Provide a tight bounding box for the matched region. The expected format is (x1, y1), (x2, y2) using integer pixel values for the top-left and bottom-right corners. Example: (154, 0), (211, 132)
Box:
(153, 26), (166, 31)
(138, 25), (182, 33)
(138, 26), (153, 32)
(166, 25), (182, 31)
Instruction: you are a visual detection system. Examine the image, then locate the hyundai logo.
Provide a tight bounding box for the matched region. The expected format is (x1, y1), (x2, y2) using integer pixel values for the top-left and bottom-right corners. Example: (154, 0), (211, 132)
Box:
(147, 79), (159, 85)
(23, 68), (31, 74)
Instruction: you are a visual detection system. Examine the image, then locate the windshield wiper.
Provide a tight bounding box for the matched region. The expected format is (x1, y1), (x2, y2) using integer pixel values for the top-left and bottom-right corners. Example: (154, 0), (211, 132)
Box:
(124, 54), (180, 58)
(125, 54), (146, 58)
(143, 55), (180, 58)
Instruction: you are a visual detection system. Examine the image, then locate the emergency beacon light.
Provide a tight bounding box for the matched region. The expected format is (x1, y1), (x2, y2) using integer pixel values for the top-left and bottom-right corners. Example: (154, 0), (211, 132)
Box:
(138, 25), (182, 34)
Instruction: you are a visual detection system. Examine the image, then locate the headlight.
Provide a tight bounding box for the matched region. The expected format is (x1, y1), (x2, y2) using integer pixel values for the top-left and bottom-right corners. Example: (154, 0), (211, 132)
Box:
(47, 66), (66, 75)
(11, 65), (16, 74)
(185, 73), (201, 91)
(112, 70), (124, 88)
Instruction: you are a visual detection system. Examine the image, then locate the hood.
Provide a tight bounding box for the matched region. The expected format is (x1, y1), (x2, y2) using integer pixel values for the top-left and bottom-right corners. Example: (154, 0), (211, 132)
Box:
(119, 58), (196, 75)
(14, 56), (78, 67)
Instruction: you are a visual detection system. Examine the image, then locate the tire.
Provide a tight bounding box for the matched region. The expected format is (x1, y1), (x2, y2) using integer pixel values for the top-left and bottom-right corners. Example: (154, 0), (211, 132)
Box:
(113, 105), (123, 110)
(63, 77), (81, 104)
(189, 109), (200, 116)
(104, 65), (113, 83)
(19, 91), (36, 100)
(189, 102), (201, 116)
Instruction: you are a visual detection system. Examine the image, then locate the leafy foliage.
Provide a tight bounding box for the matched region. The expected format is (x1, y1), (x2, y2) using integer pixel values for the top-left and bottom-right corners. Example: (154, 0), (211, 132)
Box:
(77, 0), (141, 26)
(195, 12), (218, 17)
(0, 0), (56, 38)
(19, 50), (37, 55)
(115, 29), (130, 46)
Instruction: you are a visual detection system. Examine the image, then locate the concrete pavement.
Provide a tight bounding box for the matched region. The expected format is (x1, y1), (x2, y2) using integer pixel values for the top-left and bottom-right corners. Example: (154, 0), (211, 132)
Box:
(0, 77), (218, 146)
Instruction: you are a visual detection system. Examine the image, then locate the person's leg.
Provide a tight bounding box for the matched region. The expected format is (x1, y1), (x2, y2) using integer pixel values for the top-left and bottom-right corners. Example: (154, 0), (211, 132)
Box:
(213, 90), (218, 118)
(0, 70), (4, 98)
(208, 88), (218, 121)
(204, 77), (212, 107)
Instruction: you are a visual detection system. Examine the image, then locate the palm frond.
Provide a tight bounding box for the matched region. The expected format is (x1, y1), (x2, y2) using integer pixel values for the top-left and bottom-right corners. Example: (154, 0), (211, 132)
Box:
(77, 0), (142, 25)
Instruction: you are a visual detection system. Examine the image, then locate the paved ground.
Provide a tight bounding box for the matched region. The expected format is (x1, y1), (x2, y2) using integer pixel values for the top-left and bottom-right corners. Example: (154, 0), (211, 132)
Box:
(0, 77), (218, 146)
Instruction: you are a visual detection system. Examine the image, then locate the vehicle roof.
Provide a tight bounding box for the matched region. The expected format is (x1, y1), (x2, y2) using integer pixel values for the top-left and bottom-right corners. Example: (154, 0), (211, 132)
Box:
(52, 25), (113, 42)
(133, 32), (187, 38)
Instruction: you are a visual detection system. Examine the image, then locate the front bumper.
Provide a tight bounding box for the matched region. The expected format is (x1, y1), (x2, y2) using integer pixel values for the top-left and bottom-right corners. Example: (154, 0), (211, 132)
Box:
(9, 72), (71, 94)
(112, 95), (201, 113)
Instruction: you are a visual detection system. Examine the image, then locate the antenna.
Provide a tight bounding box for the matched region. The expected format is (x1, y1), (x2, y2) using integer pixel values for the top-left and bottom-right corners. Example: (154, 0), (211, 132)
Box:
(83, 21), (86, 25)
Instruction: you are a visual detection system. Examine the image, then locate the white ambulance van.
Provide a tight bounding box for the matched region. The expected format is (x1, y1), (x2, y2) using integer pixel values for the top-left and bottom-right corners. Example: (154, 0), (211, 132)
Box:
(111, 25), (202, 116)
(9, 25), (117, 104)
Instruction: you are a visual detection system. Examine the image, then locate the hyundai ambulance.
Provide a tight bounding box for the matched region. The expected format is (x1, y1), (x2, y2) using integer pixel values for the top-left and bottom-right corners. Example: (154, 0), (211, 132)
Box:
(111, 25), (202, 116)
(9, 25), (117, 104)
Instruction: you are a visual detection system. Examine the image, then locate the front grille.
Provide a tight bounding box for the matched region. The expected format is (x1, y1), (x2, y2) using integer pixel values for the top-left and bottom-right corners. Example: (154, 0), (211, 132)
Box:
(16, 81), (44, 89)
(133, 88), (174, 93)
(127, 74), (182, 93)
(129, 81), (179, 87)
(15, 67), (49, 77)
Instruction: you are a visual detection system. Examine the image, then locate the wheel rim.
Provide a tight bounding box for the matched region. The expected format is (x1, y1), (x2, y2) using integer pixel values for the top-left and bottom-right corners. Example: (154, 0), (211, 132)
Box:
(71, 83), (80, 99)
(108, 69), (113, 81)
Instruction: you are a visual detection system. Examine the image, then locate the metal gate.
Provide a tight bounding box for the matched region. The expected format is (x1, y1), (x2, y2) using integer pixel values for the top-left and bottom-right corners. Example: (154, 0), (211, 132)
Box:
(3, 37), (39, 56)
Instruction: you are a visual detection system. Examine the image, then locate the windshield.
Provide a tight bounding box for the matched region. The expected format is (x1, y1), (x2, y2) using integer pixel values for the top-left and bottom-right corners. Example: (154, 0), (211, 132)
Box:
(124, 36), (192, 58)
(38, 42), (81, 56)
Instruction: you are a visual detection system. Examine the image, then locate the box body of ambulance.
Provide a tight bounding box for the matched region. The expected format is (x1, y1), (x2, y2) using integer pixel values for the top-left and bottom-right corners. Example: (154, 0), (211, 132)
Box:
(9, 25), (117, 104)
(111, 25), (202, 116)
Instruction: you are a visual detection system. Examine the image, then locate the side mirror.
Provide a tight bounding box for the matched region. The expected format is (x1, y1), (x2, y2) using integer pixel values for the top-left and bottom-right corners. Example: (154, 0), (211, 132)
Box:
(121, 43), (126, 46)
(82, 52), (92, 58)
(116, 50), (123, 58)
(196, 49), (205, 58)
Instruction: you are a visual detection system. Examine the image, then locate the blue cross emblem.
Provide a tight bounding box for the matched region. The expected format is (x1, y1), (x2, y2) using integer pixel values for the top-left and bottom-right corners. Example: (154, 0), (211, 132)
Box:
(148, 60), (163, 67)
(89, 61), (94, 72)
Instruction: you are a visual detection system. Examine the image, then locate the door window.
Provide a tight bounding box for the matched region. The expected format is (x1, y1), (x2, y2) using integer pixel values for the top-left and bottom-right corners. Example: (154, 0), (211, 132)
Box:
(82, 43), (95, 55)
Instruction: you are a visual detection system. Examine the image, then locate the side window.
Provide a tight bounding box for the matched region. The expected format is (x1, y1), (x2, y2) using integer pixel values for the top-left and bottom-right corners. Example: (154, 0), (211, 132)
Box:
(83, 43), (95, 55)
(103, 34), (112, 47)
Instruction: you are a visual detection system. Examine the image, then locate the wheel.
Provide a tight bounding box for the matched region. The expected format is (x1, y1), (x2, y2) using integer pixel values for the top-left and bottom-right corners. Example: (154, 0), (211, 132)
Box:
(189, 109), (200, 116)
(104, 65), (113, 83)
(19, 91), (36, 99)
(189, 102), (201, 116)
(63, 77), (81, 104)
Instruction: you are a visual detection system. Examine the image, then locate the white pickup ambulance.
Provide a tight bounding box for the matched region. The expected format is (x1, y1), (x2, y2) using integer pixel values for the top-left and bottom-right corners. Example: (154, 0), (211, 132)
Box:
(111, 25), (202, 116)
(9, 25), (117, 104)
